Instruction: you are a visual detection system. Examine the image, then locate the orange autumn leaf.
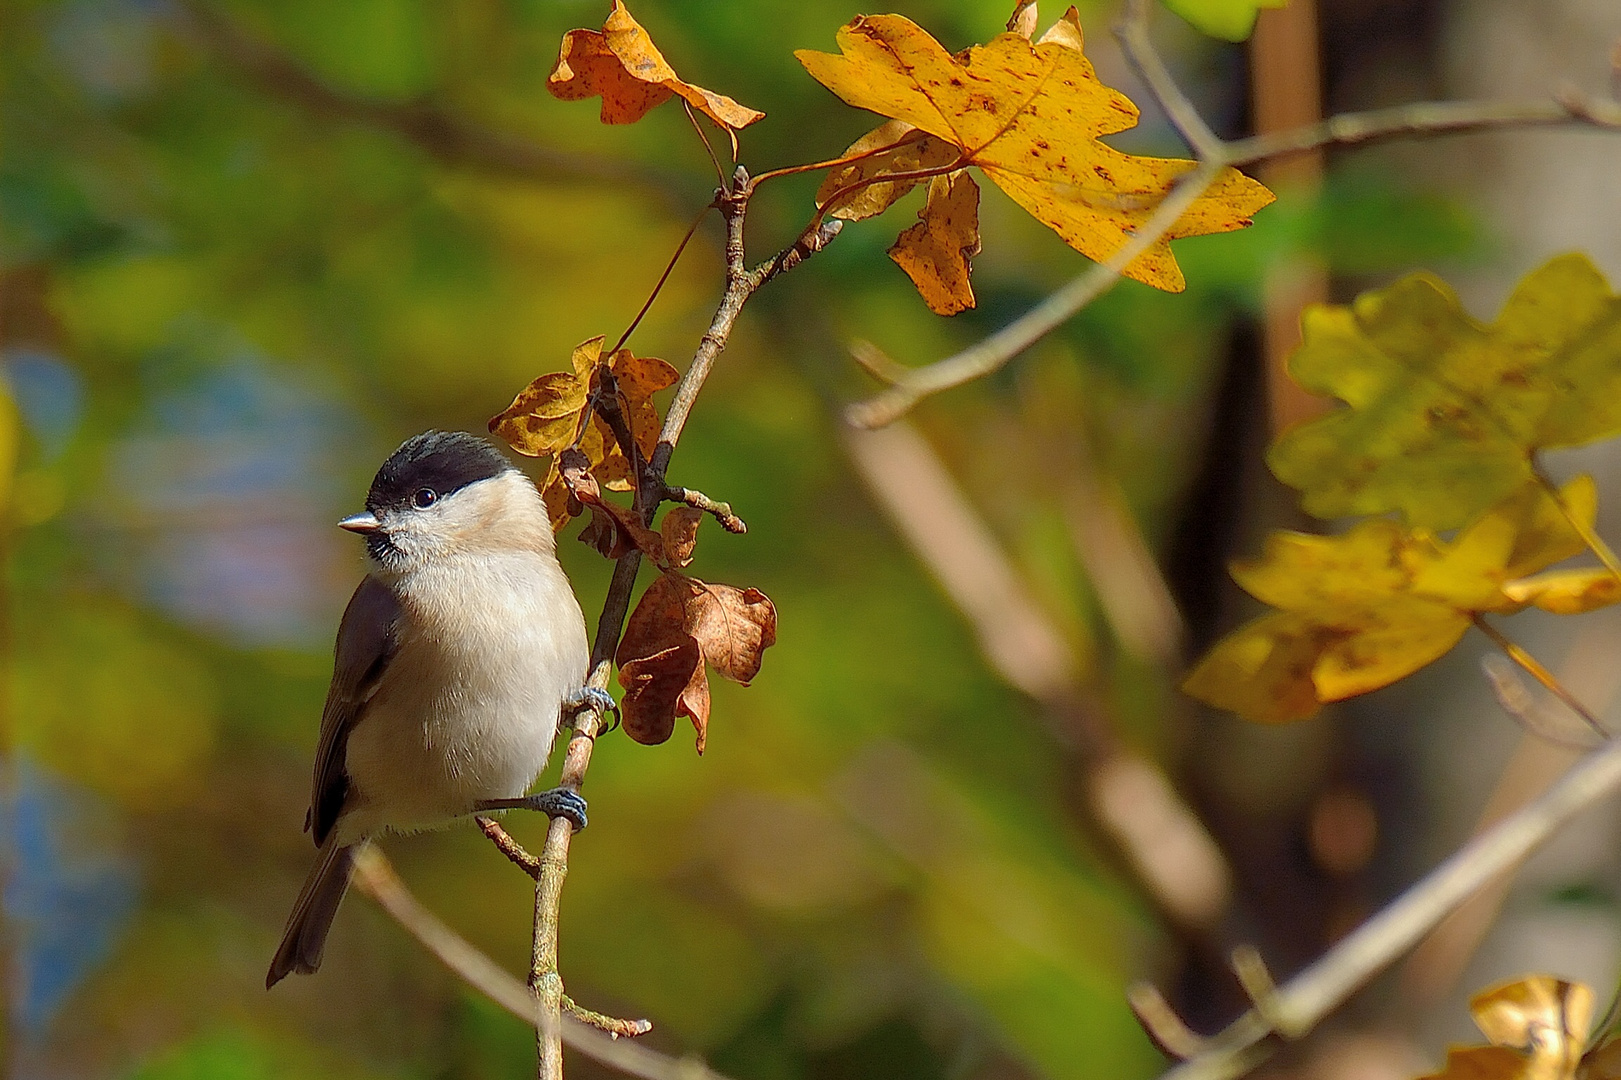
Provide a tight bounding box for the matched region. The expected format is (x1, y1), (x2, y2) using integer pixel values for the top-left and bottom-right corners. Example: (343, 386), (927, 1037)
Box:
(796, 8), (1274, 294)
(616, 572), (777, 753)
(488, 336), (678, 530)
(1183, 478), (1593, 724)
(889, 171), (981, 315)
(549, 0), (764, 138)
(1416, 976), (1593, 1080)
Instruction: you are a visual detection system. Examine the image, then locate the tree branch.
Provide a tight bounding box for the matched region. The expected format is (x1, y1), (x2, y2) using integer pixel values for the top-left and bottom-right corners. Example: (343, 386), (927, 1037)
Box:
(842, 0), (1621, 428)
(351, 847), (714, 1080)
(1148, 730), (1621, 1080)
(529, 164), (840, 1080)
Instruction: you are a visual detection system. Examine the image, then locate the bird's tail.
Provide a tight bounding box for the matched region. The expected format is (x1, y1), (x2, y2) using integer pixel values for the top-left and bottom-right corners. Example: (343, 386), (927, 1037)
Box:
(266, 837), (362, 988)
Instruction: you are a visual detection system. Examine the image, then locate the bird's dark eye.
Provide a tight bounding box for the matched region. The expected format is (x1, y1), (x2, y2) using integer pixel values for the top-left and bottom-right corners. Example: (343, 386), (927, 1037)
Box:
(412, 488), (437, 509)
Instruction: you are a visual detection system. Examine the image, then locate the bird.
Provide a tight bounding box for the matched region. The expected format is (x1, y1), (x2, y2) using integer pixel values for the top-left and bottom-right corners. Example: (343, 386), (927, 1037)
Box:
(266, 430), (612, 989)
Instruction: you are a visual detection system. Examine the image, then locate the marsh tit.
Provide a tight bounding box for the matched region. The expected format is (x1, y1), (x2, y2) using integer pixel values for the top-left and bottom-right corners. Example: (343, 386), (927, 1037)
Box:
(267, 431), (611, 988)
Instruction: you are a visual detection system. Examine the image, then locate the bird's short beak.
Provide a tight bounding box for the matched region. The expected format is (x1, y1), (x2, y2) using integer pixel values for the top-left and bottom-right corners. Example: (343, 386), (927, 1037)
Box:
(338, 512), (381, 534)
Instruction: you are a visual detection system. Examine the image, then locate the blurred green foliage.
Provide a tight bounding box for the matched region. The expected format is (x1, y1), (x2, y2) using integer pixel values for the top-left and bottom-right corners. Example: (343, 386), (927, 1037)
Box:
(0, 0), (1480, 1077)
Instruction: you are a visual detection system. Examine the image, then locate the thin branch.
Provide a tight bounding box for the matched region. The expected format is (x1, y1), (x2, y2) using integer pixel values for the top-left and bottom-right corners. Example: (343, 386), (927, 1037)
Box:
(844, 159), (1225, 429)
(1532, 460), (1621, 590)
(1226, 87), (1621, 166)
(351, 847), (715, 1080)
(530, 162), (840, 1079)
(664, 486), (746, 534)
(1115, 0), (1224, 160)
(1148, 732), (1621, 1080)
(477, 816), (543, 879)
(842, 0), (1621, 427)
(843, 420), (1232, 933)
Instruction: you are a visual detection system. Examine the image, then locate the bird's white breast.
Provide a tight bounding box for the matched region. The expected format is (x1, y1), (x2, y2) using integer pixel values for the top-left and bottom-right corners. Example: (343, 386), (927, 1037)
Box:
(338, 549), (588, 841)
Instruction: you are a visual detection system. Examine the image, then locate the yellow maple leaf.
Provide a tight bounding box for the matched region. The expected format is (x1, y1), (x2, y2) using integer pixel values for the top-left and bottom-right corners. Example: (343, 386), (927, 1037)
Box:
(1182, 478), (1593, 723)
(489, 336), (678, 531)
(549, 0), (764, 137)
(1270, 253), (1621, 530)
(796, 8), (1274, 293)
(889, 171), (981, 315)
(1501, 567), (1621, 615)
(1415, 976), (1592, 1080)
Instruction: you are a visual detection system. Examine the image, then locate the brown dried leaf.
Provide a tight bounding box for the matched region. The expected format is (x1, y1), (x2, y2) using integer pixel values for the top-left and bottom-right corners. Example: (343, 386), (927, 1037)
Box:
(616, 573), (777, 753)
(559, 449), (664, 561)
(889, 171), (981, 315)
(660, 506), (703, 569)
(548, 0), (764, 134)
(687, 580), (777, 685)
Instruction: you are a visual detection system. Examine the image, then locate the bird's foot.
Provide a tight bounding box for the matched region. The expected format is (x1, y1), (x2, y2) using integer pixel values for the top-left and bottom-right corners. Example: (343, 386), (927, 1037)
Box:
(564, 685), (619, 732)
(474, 787), (588, 831)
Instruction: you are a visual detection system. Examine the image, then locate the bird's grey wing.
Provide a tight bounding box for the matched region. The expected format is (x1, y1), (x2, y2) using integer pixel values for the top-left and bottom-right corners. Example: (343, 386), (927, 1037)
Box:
(309, 575), (400, 846)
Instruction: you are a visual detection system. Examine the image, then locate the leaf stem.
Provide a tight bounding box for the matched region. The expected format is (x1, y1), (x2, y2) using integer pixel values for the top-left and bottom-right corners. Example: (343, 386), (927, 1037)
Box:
(611, 201), (716, 356)
(787, 153), (968, 247)
(1532, 462), (1621, 590)
(1472, 614), (1609, 742)
(682, 101), (727, 187)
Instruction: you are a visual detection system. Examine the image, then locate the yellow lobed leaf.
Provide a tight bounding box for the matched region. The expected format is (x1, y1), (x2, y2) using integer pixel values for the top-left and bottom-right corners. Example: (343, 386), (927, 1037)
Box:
(796, 9), (1273, 293)
(549, 1), (764, 132)
(1501, 568), (1621, 615)
(1269, 253), (1621, 529)
(1183, 479), (1594, 723)
(888, 171), (982, 315)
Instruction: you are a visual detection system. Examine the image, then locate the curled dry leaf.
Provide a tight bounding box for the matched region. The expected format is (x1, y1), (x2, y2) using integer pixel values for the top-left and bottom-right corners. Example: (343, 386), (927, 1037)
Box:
(549, 0), (764, 137)
(797, 8), (1273, 294)
(489, 336), (677, 531)
(660, 506), (703, 569)
(889, 171), (981, 315)
(1271, 253), (1621, 530)
(1183, 478), (1594, 724)
(616, 573), (777, 753)
(1416, 975), (1592, 1080)
(558, 448), (664, 561)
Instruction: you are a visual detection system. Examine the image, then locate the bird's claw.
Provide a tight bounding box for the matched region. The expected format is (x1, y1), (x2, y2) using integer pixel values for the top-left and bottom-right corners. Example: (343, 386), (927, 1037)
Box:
(475, 787), (588, 831)
(564, 686), (619, 733)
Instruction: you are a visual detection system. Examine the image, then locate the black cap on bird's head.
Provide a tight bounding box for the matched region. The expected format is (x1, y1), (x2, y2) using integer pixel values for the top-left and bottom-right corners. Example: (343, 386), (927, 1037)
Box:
(338, 431), (516, 541)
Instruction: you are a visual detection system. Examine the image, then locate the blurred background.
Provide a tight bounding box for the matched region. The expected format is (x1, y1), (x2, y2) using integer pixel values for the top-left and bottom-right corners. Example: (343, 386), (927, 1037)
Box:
(2, 0), (1620, 1077)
